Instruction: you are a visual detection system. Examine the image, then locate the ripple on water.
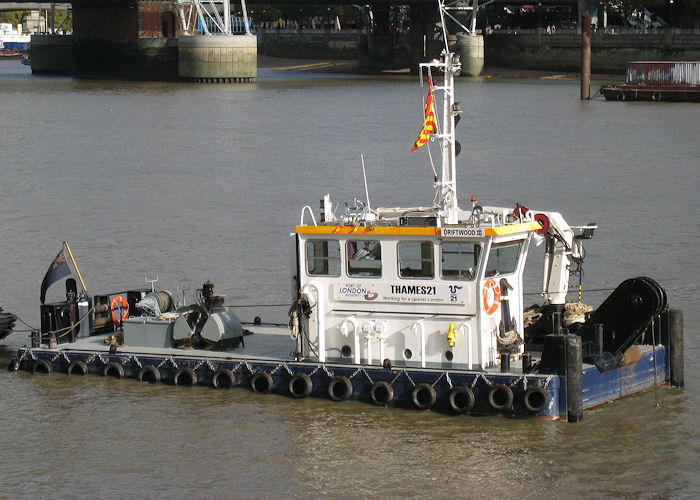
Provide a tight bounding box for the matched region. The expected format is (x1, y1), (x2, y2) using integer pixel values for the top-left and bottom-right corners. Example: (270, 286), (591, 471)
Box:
(0, 63), (698, 497)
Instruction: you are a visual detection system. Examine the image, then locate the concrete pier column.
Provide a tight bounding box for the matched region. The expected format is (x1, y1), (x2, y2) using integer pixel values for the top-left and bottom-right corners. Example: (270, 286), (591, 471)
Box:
(359, 5), (394, 70)
(456, 34), (484, 76)
(178, 35), (257, 83)
(368, 7), (392, 61)
(30, 34), (73, 75)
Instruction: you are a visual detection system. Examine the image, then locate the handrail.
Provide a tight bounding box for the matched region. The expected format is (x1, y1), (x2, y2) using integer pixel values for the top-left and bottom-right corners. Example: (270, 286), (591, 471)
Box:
(363, 321), (374, 366)
(457, 321), (473, 369)
(411, 320), (426, 368)
(300, 206), (317, 226)
(376, 321), (387, 364)
(339, 316), (360, 364)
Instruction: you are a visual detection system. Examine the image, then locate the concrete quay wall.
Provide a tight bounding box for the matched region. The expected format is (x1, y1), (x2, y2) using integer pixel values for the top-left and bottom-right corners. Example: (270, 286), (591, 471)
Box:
(29, 31), (700, 79)
(259, 30), (700, 75)
(485, 31), (700, 74)
(258, 30), (361, 60)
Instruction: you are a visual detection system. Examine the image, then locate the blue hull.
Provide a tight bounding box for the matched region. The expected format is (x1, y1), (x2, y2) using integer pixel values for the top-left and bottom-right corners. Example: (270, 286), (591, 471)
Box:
(583, 346), (667, 409)
(2, 41), (28, 51)
(12, 343), (669, 420)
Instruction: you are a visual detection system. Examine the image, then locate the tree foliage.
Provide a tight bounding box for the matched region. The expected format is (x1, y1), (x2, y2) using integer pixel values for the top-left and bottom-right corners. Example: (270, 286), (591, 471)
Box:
(0, 10), (72, 32)
(0, 11), (28, 27)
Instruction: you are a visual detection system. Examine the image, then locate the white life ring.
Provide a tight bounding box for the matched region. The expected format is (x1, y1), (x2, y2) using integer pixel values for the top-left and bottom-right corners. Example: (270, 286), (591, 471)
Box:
(482, 279), (501, 315)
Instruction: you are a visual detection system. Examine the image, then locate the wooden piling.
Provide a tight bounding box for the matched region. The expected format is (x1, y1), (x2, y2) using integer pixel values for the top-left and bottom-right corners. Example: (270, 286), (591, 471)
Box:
(581, 13), (591, 99)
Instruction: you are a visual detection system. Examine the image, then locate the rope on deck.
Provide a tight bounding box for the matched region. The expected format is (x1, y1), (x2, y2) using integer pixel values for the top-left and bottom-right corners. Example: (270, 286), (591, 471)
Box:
(510, 374), (528, 390)
(431, 371), (453, 389)
(348, 366), (373, 384)
(308, 363), (334, 379)
(49, 350), (70, 364)
(231, 360), (254, 374)
(127, 354), (143, 369)
(192, 359), (215, 372)
(389, 369), (416, 387)
(157, 356), (178, 370)
(471, 372), (491, 388)
(85, 353), (108, 365)
(17, 349), (33, 363)
(270, 362), (294, 376)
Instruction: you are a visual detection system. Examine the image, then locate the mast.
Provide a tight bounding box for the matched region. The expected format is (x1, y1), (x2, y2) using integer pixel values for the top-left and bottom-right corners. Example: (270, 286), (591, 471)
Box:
(423, 0), (462, 224)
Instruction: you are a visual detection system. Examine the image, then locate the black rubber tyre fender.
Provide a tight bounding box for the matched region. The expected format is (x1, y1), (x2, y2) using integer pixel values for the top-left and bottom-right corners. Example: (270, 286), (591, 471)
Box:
(67, 360), (88, 376)
(173, 367), (197, 386)
(523, 386), (548, 413)
(102, 362), (124, 378)
(411, 383), (437, 410)
(288, 373), (313, 398)
(211, 369), (236, 389)
(327, 376), (353, 402)
(448, 385), (475, 414)
(250, 371), (274, 394)
(488, 384), (514, 411)
(370, 381), (393, 406)
(32, 359), (52, 374)
(137, 365), (161, 384)
(7, 359), (20, 372)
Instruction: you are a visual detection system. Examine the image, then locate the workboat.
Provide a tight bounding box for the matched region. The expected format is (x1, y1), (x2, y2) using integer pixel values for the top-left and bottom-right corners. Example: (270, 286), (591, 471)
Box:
(0, 306), (17, 341)
(0, 23), (29, 56)
(10, 1), (684, 422)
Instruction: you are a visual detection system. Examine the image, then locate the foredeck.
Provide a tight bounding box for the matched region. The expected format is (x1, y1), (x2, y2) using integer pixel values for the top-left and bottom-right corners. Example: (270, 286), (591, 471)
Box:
(33, 325), (563, 377)
(25, 324), (664, 379)
(53, 324), (297, 362)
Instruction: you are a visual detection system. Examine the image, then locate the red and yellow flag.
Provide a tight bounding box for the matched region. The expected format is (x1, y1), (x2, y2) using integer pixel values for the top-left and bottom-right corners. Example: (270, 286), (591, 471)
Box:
(411, 78), (437, 152)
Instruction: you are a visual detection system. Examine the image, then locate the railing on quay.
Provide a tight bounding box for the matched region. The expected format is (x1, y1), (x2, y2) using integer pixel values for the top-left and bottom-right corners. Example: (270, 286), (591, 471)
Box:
(487, 27), (700, 36)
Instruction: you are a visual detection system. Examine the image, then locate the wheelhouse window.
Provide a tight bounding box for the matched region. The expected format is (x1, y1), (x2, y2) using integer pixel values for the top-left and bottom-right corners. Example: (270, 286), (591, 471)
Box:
(347, 240), (382, 277)
(441, 242), (481, 280)
(398, 241), (434, 278)
(306, 240), (340, 276)
(484, 240), (522, 277)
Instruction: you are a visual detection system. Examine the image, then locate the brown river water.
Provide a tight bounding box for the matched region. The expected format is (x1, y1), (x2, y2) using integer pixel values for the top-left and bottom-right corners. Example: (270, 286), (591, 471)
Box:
(0, 59), (698, 498)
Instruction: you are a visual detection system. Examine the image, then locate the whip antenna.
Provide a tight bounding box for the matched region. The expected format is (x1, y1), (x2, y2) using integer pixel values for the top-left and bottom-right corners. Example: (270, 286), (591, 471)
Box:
(361, 154), (371, 210)
(63, 240), (87, 293)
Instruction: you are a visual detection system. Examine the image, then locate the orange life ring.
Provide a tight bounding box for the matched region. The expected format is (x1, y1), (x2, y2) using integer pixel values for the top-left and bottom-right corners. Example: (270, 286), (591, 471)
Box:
(482, 279), (501, 315)
(110, 295), (129, 323)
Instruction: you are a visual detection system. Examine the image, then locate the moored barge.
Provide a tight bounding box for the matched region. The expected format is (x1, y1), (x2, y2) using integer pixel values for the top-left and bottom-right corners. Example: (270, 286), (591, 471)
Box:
(601, 61), (700, 102)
